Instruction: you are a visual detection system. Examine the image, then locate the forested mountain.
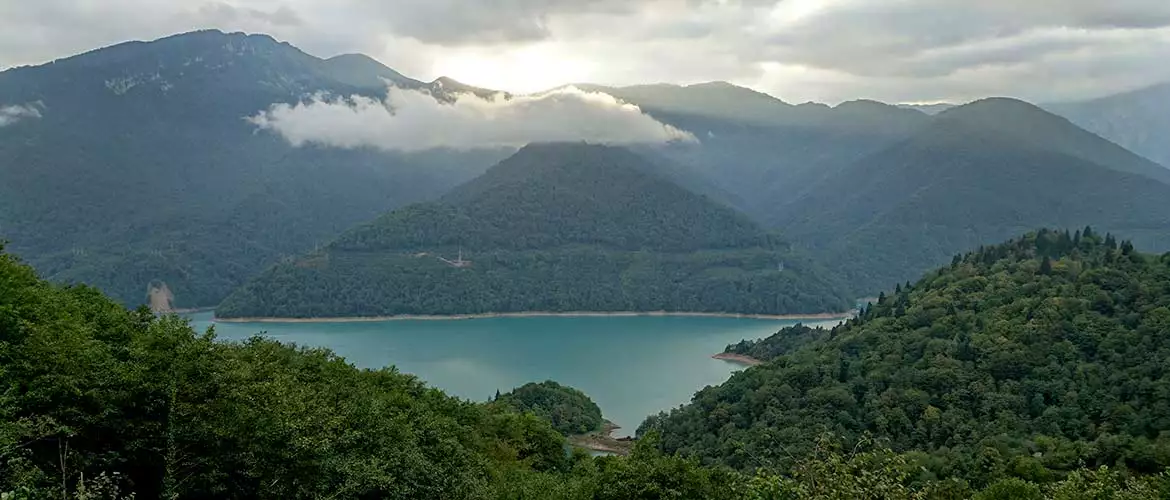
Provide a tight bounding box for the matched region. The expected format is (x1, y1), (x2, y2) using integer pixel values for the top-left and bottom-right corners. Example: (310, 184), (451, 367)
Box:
(773, 98), (1170, 294)
(217, 143), (851, 318)
(572, 82), (932, 219)
(642, 229), (1170, 488)
(0, 30), (508, 309)
(1047, 82), (1170, 169)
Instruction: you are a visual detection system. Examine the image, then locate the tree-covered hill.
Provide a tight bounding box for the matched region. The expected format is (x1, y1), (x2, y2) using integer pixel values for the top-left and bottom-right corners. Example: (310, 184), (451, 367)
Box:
(0, 30), (508, 309)
(774, 98), (1170, 295)
(641, 228), (1170, 488)
(216, 143), (852, 318)
(492, 381), (605, 436)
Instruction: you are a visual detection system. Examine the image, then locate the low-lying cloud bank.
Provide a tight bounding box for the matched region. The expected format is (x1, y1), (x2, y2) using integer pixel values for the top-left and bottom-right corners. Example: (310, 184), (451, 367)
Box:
(248, 86), (695, 151)
(0, 103), (42, 126)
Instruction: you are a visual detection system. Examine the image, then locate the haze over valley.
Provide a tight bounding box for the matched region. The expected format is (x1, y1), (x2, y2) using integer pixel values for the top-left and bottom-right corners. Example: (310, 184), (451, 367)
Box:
(4, 3), (1170, 497)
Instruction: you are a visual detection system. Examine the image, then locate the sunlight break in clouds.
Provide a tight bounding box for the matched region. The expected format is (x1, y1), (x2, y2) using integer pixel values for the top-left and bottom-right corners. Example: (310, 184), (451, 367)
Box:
(248, 86), (696, 152)
(0, 103), (42, 126)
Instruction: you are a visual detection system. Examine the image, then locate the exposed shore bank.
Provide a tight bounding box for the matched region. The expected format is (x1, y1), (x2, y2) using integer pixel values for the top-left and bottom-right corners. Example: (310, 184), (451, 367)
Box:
(711, 352), (765, 366)
(568, 421), (635, 456)
(214, 310), (853, 324)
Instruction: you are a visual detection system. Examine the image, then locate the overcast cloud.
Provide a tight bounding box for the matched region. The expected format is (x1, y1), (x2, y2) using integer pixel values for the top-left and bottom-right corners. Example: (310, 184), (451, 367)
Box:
(248, 86), (694, 151)
(1, 0), (1169, 104)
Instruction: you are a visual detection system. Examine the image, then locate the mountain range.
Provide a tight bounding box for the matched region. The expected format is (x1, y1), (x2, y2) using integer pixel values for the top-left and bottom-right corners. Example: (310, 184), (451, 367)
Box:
(1, 29), (1168, 311)
(0, 30), (511, 308)
(772, 97), (1170, 293)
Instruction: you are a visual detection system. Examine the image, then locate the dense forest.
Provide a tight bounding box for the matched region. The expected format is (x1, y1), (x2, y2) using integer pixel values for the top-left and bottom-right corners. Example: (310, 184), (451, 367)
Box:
(642, 228), (1170, 490)
(492, 381), (605, 436)
(4, 243), (1167, 499)
(723, 323), (831, 362)
(217, 143), (851, 318)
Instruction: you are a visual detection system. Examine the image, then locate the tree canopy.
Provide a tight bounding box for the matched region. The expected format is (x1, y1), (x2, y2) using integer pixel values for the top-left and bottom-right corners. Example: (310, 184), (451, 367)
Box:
(4, 234), (1170, 498)
(642, 228), (1170, 488)
(493, 381), (605, 436)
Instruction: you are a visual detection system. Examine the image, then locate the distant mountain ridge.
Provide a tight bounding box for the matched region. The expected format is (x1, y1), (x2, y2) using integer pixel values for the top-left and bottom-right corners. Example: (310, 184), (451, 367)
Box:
(4, 28), (1168, 312)
(569, 82), (933, 221)
(216, 143), (852, 318)
(774, 97), (1170, 294)
(1046, 82), (1170, 169)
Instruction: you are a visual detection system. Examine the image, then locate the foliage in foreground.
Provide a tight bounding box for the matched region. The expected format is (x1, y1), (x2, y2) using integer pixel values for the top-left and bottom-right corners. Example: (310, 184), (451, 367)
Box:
(6, 230), (1170, 499)
(0, 245), (742, 499)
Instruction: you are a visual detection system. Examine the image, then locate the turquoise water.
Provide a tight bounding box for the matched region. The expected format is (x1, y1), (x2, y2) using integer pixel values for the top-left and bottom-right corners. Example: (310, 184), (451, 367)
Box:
(188, 312), (841, 436)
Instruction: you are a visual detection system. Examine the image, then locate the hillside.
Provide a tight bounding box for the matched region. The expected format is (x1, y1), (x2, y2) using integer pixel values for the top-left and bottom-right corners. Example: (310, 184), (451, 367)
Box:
(0, 30), (507, 309)
(641, 229), (1170, 487)
(1047, 82), (1170, 169)
(774, 98), (1170, 294)
(216, 143), (851, 318)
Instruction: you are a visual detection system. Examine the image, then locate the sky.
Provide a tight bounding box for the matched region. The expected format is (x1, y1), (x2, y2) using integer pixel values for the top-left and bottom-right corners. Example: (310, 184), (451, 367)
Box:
(2, 0), (1170, 104)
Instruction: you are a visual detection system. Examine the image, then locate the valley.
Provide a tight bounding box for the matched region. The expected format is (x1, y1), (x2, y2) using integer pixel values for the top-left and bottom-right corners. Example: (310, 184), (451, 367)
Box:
(4, 23), (1170, 499)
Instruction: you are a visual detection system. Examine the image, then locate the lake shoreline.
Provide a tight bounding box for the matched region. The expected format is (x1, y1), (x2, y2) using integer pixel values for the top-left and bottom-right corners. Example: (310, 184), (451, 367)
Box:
(712, 352), (765, 366)
(213, 310), (853, 324)
(568, 421), (634, 456)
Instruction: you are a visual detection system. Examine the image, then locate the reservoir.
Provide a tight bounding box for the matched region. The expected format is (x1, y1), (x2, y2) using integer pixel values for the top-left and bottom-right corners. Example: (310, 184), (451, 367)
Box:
(188, 312), (841, 436)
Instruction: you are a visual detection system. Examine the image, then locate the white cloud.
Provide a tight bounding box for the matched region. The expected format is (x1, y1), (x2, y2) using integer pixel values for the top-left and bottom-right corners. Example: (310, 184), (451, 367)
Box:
(248, 86), (695, 151)
(0, 103), (42, 126)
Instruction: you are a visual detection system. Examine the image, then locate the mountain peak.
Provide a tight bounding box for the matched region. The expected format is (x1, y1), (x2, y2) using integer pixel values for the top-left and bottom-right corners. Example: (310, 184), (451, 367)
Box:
(326, 53), (384, 65)
(214, 140), (856, 319)
(431, 75), (463, 87)
(442, 142), (647, 203)
(941, 96), (1045, 116)
(322, 53), (415, 87)
(923, 96), (1170, 185)
(426, 76), (505, 99)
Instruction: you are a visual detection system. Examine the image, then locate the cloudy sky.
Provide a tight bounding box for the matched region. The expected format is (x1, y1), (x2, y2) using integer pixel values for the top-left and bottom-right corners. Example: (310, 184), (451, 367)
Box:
(2, 0), (1169, 104)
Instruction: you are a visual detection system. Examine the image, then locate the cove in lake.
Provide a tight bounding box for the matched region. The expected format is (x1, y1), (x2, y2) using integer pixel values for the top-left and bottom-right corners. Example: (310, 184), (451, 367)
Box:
(188, 312), (842, 437)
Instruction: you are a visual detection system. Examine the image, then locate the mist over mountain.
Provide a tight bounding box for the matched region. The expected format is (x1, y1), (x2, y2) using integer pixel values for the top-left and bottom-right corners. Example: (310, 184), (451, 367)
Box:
(573, 82), (932, 218)
(1046, 82), (1170, 169)
(248, 85), (695, 152)
(0, 30), (679, 308)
